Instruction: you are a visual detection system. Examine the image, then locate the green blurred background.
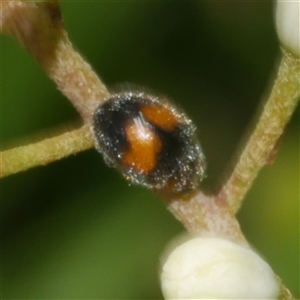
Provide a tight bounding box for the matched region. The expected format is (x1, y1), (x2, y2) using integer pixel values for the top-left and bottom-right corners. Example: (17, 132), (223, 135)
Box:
(1, 1), (299, 299)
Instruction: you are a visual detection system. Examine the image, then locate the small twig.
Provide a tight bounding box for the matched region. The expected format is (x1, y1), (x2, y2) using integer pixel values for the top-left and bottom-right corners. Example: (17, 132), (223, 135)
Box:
(160, 190), (249, 247)
(217, 50), (299, 215)
(0, 0), (110, 124)
(0, 125), (93, 178)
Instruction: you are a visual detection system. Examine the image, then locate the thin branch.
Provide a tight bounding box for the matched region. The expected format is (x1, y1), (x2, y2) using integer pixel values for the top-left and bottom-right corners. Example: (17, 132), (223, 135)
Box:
(0, 125), (93, 178)
(217, 50), (299, 215)
(160, 190), (249, 248)
(0, 0), (110, 125)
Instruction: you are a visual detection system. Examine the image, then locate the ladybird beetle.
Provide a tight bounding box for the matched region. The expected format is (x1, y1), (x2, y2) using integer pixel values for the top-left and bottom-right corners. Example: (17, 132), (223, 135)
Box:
(92, 90), (206, 193)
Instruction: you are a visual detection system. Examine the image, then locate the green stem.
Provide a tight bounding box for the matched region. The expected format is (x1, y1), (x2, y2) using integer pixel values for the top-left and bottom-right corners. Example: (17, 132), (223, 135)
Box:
(0, 125), (93, 178)
(217, 50), (299, 214)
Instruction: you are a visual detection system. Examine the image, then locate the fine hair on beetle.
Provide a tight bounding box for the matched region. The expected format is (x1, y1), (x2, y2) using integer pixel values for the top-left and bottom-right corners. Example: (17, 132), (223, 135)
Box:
(92, 86), (206, 194)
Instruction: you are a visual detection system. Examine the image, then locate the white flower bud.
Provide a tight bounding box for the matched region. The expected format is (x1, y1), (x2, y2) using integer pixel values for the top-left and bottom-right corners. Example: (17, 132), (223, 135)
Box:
(275, 0), (300, 56)
(161, 237), (279, 299)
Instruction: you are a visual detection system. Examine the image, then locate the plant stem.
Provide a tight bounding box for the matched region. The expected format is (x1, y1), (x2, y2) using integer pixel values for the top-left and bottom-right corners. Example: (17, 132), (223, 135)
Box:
(0, 0), (110, 124)
(0, 0), (109, 177)
(0, 125), (93, 178)
(161, 190), (249, 247)
(217, 50), (299, 215)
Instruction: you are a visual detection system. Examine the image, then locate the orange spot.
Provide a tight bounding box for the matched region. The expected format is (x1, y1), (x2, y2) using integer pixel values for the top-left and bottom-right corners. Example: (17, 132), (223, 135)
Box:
(141, 104), (179, 131)
(122, 118), (162, 174)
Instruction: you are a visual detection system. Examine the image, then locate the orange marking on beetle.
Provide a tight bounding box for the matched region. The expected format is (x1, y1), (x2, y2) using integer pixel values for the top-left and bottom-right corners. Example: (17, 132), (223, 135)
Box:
(122, 117), (162, 174)
(140, 104), (179, 131)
